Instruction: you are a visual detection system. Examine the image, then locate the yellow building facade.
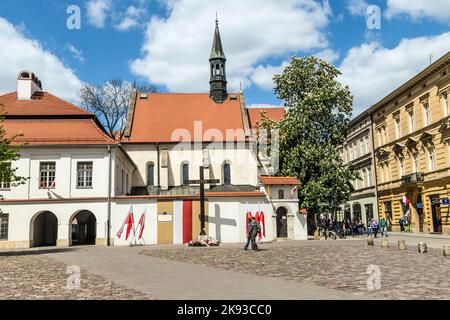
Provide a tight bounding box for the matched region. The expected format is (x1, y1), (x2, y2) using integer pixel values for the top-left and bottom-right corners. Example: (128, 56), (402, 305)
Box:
(371, 52), (450, 234)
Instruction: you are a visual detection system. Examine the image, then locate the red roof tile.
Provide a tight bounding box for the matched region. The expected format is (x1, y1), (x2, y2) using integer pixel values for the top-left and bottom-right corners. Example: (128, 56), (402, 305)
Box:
(260, 176), (300, 185)
(247, 107), (285, 129)
(123, 93), (246, 143)
(0, 92), (92, 117)
(3, 119), (116, 145)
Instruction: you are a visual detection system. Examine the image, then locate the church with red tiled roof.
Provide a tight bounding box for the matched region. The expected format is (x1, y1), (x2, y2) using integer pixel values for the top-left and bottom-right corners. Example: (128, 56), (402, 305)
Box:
(0, 20), (306, 250)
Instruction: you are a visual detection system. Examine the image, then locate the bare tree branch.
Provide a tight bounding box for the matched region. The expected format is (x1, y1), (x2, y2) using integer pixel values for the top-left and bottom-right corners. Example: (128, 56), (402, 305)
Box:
(78, 79), (157, 137)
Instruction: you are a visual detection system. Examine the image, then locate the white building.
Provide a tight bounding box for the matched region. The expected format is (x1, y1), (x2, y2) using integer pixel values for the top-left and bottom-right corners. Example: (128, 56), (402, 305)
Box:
(0, 22), (307, 249)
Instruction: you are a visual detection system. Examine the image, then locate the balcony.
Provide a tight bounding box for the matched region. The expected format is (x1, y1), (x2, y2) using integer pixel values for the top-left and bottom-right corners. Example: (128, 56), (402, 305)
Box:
(401, 172), (424, 185)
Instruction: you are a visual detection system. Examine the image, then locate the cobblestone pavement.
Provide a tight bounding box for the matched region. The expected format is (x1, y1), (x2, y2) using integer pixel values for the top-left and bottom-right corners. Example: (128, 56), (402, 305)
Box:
(0, 252), (153, 300)
(140, 240), (450, 300)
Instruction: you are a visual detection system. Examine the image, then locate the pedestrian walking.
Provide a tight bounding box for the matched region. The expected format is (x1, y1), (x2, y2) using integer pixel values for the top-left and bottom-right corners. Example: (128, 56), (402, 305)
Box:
(379, 218), (388, 237)
(243, 217), (252, 250)
(399, 217), (405, 232)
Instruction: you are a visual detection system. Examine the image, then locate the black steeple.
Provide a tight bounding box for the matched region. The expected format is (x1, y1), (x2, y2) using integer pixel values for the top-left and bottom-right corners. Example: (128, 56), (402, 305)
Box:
(209, 18), (227, 103)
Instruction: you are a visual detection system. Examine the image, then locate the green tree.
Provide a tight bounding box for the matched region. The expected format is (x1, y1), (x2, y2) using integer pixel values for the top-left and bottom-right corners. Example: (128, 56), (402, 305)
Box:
(273, 56), (358, 227)
(0, 105), (27, 200)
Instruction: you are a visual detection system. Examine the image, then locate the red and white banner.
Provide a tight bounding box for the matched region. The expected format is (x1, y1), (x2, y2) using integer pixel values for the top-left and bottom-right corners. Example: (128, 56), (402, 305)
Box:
(117, 205), (133, 239)
(137, 208), (146, 240)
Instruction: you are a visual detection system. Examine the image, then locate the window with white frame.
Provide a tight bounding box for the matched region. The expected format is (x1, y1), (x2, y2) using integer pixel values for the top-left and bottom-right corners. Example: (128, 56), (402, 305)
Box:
(182, 162), (189, 185)
(424, 102), (431, 126)
(367, 167), (372, 186)
(0, 162), (11, 190)
(395, 117), (401, 139)
(365, 136), (370, 153)
(0, 214), (8, 240)
(443, 92), (449, 117)
(428, 147), (436, 171)
(414, 153), (419, 173)
(223, 162), (231, 185)
(77, 162), (93, 188)
(39, 162), (56, 189)
(408, 110), (414, 133)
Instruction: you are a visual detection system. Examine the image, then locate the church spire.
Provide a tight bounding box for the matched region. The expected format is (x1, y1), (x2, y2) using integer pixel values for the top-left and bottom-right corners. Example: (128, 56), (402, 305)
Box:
(209, 17), (227, 103)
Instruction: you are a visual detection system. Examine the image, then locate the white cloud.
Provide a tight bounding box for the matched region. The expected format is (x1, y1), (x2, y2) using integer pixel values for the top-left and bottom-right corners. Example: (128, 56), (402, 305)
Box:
(130, 0), (332, 92)
(67, 44), (85, 63)
(115, 5), (146, 31)
(315, 49), (340, 64)
(0, 17), (83, 101)
(386, 0), (450, 22)
(87, 0), (112, 28)
(346, 0), (369, 16)
(338, 32), (450, 116)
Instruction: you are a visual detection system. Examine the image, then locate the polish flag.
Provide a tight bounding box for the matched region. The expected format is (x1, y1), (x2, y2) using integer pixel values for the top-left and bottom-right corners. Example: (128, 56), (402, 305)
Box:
(260, 203), (266, 238)
(125, 209), (135, 241)
(402, 195), (410, 206)
(137, 209), (146, 240)
(116, 205), (132, 238)
(245, 202), (252, 234)
(290, 186), (297, 197)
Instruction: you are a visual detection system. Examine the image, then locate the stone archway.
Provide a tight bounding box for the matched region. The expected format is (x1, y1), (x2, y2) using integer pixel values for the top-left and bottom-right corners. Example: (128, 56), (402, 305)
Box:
(69, 210), (97, 246)
(30, 211), (58, 247)
(276, 207), (288, 238)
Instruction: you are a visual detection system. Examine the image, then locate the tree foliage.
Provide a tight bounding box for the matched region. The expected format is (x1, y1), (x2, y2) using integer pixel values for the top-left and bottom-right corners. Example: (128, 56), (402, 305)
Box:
(0, 105), (27, 200)
(79, 79), (157, 137)
(273, 56), (358, 218)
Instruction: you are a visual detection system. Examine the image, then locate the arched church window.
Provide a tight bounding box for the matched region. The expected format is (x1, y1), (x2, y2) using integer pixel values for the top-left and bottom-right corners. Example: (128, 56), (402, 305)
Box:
(223, 162), (231, 185)
(182, 162), (189, 185)
(147, 162), (154, 187)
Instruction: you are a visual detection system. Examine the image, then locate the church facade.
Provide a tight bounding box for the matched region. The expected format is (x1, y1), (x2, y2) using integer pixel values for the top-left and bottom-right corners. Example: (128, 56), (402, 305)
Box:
(0, 21), (307, 249)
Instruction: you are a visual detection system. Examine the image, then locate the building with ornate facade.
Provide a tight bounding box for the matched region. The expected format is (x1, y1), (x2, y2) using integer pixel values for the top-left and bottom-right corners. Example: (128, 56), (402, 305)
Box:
(371, 51), (450, 234)
(339, 111), (378, 224)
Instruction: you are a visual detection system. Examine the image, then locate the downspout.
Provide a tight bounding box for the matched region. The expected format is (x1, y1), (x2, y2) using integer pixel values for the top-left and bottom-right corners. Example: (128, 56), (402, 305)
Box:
(107, 145), (112, 246)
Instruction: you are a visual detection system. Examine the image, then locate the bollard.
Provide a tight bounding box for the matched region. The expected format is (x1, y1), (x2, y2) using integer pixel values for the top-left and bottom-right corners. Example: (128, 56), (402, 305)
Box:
(367, 236), (374, 246)
(443, 245), (450, 256)
(398, 240), (407, 250)
(381, 238), (389, 248)
(418, 242), (427, 253)
(314, 230), (320, 240)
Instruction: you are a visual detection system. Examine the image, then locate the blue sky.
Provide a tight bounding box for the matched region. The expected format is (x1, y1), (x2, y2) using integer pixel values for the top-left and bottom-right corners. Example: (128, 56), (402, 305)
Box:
(0, 0), (449, 116)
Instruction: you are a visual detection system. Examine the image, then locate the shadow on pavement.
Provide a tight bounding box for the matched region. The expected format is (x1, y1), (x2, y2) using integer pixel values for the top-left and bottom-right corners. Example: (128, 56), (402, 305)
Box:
(0, 247), (81, 257)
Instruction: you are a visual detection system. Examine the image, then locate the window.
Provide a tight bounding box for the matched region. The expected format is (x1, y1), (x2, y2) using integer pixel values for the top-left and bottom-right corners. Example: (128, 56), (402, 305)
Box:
(408, 110), (414, 133)
(223, 162), (231, 185)
(39, 162), (56, 189)
(424, 102), (431, 126)
(377, 128), (382, 147)
(278, 189), (284, 199)
(77, 162), (93, 188)
(399, 158), (404, 177)
(414, 154), (419, 173)
(395, 117), (401, 138)
(182, 163), (189, 185)
(428, 147), (436, 171)
(367, 167), (372, 186)
(0, 163), (11, 190)
(443, 92), (449, 117)
(0, 214), (8, 240)
(365, 136), (370, 153)
(147, 163), (154, 186)
(121, 169), (124, 194)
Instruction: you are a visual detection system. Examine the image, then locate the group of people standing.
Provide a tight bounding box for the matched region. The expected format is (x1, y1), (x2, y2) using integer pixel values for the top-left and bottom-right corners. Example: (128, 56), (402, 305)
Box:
(341, 218), (389, 237)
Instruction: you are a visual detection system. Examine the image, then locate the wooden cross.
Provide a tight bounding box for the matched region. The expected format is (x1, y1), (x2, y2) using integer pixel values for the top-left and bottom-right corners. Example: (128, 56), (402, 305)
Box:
(185, 166), (220, 236)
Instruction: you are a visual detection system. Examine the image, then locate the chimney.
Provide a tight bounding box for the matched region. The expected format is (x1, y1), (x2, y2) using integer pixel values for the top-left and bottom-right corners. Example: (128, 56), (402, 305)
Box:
(17, 71), (43, 100)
